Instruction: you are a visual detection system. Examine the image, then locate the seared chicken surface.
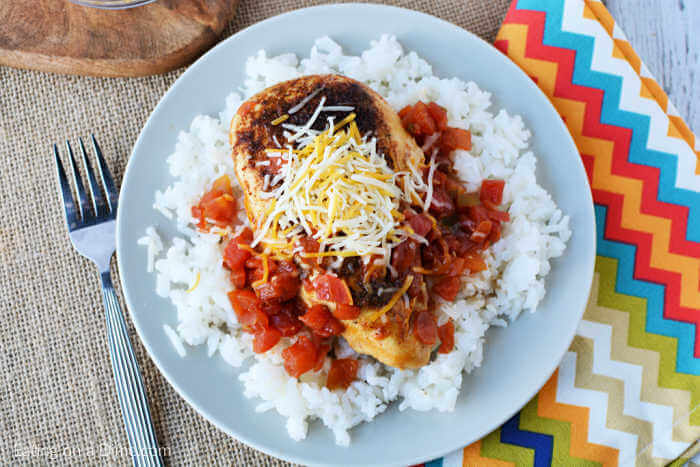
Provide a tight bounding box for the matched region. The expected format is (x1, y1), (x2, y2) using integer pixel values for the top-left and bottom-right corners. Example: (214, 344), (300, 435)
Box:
(230, 74), (433, 369)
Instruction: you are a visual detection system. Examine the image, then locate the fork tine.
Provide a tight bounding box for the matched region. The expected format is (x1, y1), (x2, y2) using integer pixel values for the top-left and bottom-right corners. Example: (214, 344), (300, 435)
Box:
(91, 135), (118, 213)
(54, 145), (79, 230)
(79, 137), (107, 217)
(66, 140), (91, 220)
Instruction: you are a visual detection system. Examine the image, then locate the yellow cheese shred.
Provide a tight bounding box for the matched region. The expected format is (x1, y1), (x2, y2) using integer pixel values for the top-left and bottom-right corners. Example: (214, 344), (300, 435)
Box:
(271, 114), (289, 125)
(186, 272), (201, 293)
(301, 250), (360, 258)
(366, 275), (414, 323)
(333, 112), (357, 131)
(238, 244), (258, 255)
(251, 254), (269, 288)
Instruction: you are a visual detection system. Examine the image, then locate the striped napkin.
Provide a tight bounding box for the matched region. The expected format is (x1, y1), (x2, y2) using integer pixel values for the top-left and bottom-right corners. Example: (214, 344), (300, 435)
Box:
(424, 1), (700, 466)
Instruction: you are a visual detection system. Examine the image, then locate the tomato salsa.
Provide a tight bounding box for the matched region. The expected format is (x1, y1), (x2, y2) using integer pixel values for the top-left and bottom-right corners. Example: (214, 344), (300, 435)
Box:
(193, 101), (508, 389)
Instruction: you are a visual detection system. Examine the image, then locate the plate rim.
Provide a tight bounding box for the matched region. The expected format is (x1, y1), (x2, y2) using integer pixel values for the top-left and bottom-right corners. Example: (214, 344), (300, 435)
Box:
(116, 3), (596, 465)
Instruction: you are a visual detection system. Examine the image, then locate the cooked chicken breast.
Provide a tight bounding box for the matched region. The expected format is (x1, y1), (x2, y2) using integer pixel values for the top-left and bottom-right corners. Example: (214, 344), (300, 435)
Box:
(299, 285), (432, 369)
(230, 74), (423, 227)
(230, 74), (433, 369)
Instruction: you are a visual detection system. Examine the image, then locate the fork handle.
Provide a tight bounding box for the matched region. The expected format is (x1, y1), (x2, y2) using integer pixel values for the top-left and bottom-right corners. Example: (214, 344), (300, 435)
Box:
(100, 271), (164, 467)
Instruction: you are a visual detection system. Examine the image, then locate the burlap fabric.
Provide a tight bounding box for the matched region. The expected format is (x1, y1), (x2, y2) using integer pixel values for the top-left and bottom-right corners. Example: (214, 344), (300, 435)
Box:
(0, 1), (510, 464)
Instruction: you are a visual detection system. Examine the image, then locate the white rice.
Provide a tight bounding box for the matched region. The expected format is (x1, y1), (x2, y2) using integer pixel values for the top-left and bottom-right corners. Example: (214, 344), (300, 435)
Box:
(138, 35), (570, 446)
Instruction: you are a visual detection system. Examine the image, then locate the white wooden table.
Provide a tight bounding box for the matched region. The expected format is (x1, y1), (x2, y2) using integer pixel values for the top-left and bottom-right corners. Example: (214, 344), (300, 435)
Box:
(605, 0), (699, 133)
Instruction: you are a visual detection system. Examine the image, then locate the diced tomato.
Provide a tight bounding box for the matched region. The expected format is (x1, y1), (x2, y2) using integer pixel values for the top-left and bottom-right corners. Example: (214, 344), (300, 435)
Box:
(313, 274), (353, 306)
(447, 230), (476, 257)
(421, 241), (444, 269)
(320, 318), (344, 338)
(407, 273), (423, 298)
(440, 257), (467, 277)
(269, 300), (305, 337)
(222, 230), (253, 278)
(402, 101), (437, 136)
(246, 263), (265, 285)
(246, 256), (279, 287)
(191, 205), (205, 229)
(398, 104), (413, 120)
(437, 320), (455, 354)
(470, 220), (493, 243)
(272, 272), (301, 301)
(261, 301), (282, 315)
(334, 303), (361, 320)
(428, 186), (455, 216)
(229, 269), (246, 289)
(485, 207), (510, 223)
(237, 227), (254, 244)
(326, 358), (359, 390)
(480, 179), (505, 205)
(427, 102), (448, 132)
(408, 213), (433, 237)
(254, 283), (275, 301)
(391, 240), (417, 273)
(300, 304), (344, 337)
(252, 327), (281, 353)
(211, 174), (232, 194)
(282, 336), (317, 378)
(227, 289), (268, 332)
(245, 255), (263, 270)
(488, 221), (502, 244)
(299, 304), (329, 330)
(198, 175), (232, 205)
(314, 340), (331, 371)
(222, 240), (251, 271)
(439, 127), (471, 153)
(413, 310), (438, 345)
(276, 260), (297, 273)
(192, 175), (238, 229)
(432, 275), (461, 301)
(269, 312), (303, 337)
(466, 205), (490, 226)
(297, 236), (320, 265)
(201, 195), (237, 226)
(463, 253), (487, 273)
(255, 271), (300, 302)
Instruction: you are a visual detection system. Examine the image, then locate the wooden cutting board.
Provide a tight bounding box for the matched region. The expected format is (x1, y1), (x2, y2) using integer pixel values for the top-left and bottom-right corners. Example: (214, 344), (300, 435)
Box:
(0, 0), (238, 77)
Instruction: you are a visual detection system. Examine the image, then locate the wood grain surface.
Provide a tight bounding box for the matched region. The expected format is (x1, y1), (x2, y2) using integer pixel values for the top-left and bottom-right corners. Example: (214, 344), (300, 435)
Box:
(0, 0), (238, 77)
(605, 0), (699, 133)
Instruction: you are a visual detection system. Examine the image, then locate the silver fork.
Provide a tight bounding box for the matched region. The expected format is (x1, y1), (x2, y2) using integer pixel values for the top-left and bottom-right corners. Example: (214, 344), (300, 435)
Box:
(54, 136), (164, 467)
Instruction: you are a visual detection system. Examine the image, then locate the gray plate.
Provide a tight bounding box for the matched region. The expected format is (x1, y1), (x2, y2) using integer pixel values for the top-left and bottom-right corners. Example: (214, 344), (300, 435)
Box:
(116, 4), (596, 466)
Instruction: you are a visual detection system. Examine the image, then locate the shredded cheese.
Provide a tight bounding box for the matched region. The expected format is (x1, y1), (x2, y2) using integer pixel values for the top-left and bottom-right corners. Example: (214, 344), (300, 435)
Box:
(423, 152), (438, 212)
(251, 255), (269, 288)
(251, 111), (415, 262)
(271, 114), (289, 125)
(412, 266), (438, 275)
(301, 250), (360, 258)
(186, 272), (201, 293)
(288, 87), (323, 114)
(238, 244), (258, 255)
(366, 275), (414, 322)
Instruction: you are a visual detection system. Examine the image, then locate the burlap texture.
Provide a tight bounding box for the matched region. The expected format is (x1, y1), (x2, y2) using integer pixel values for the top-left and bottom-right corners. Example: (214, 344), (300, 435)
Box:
(0, 1), (510, 464)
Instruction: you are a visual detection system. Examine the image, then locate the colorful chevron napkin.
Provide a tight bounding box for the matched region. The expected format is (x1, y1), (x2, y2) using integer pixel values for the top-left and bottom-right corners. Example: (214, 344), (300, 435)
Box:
(422, 1), (700, 466)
